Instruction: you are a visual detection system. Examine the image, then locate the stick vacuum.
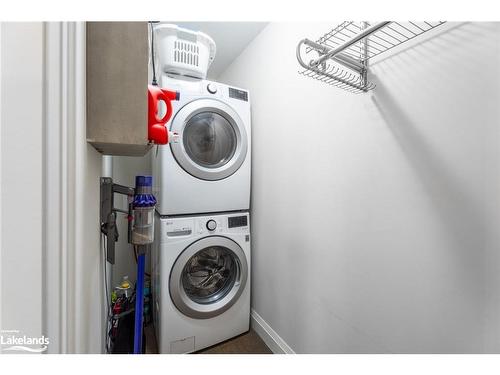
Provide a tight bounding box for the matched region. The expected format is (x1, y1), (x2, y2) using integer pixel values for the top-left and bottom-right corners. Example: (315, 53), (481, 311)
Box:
(131, 176), (156, 354)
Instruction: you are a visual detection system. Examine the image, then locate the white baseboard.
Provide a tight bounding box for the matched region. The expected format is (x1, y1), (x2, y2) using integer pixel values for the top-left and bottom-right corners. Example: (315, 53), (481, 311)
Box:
(251, 309), (295, 354)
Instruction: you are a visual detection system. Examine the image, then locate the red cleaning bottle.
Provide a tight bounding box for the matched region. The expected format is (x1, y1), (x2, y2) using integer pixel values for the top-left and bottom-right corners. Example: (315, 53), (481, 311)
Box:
(147, 85), (180, 145)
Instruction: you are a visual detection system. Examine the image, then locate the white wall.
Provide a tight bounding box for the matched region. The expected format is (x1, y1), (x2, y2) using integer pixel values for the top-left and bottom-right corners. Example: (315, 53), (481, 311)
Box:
(1, 22), (44, 348)
(219, 22), (500, 353)
(48, 22), (103, 353)
(1, 22), (103, 354)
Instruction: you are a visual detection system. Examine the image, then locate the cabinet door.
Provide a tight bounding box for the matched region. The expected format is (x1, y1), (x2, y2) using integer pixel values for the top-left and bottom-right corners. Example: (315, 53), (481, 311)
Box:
(86, 22), (150, 156)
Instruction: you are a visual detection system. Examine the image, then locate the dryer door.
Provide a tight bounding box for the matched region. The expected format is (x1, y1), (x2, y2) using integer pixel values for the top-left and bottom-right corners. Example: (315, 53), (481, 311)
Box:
(169, 236), (248, 319)
(170, 98), (248, 181)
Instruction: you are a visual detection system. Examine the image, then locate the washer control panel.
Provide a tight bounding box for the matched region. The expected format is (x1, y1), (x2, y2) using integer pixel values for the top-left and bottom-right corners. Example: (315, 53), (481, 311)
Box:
(228, 215), (248, 228)
(163, 213), (250, 238)
(165, 218), (194, 237)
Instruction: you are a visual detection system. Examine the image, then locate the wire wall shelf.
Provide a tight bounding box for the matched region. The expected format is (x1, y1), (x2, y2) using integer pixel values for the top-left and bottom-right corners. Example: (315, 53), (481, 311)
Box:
(296, 21), (446, 94)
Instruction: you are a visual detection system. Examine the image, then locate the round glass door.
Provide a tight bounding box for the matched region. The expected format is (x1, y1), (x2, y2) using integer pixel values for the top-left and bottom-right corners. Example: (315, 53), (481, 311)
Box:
(182, 246), (237, 304)
(183, 112), (237, 169)
(170, 99), (248, 181)
(169, 236), (248, 319)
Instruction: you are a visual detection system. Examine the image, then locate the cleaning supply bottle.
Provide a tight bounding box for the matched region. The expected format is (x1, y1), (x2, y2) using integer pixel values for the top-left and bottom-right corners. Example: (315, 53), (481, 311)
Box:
(115, 276), (131, 298)
(148, 85), (180, 145)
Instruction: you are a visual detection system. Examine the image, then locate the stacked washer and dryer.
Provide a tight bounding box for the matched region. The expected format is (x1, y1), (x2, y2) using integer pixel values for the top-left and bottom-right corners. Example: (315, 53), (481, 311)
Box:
(151, 24), (252, 353)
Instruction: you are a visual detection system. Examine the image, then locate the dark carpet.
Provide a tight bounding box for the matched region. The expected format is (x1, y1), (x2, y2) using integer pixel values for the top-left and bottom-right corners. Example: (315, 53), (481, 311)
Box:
(145, 325), (272, 354)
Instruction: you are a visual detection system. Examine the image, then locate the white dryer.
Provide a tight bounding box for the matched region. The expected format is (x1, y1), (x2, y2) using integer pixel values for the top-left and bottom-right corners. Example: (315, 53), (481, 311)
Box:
(152, 211), (250, 353)
(153, 76), (251, 215)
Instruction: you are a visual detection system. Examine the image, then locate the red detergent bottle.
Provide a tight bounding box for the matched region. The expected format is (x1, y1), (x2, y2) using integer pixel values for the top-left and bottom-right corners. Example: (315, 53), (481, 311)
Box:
(147, 85), (180, 145)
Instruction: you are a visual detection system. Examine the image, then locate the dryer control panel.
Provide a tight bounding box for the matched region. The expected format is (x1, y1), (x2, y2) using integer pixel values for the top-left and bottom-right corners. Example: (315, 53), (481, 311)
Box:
(228, 87), (248, 102)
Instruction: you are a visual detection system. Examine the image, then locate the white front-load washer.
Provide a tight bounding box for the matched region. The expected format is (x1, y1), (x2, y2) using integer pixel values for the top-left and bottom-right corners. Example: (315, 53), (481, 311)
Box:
(152, 211), (251, 353)
(152, 76), (251, 216)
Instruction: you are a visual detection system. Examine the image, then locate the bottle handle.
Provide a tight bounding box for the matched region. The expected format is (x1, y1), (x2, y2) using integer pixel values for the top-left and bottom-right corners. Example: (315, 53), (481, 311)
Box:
(148, 85), (180, 145)
(155, 89), (176, 124)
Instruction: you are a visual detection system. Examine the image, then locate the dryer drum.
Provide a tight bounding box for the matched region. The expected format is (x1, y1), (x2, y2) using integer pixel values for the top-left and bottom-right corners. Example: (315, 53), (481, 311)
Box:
(183, 112), (237, 169)
(170, 98), (248, 181)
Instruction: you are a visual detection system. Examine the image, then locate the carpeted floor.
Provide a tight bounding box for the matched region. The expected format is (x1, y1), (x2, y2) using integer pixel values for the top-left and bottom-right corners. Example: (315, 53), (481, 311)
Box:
(144, 324), (158, 354)
(197, 330), (272, 354)
(145, 325), (272, 354)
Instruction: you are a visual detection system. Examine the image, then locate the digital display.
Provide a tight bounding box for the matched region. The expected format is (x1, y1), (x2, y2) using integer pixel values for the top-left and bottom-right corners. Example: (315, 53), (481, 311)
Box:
(229, 87), (248, 102)
(228, 215), (248, 228)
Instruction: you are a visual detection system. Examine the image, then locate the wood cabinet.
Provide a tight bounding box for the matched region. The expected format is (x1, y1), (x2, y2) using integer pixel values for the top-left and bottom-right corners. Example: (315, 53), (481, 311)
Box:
(86, 22), (151, 156)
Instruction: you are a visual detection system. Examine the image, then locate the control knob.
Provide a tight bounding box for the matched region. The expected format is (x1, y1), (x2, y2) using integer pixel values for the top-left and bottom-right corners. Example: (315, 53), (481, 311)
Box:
(207, 83), (217, 94)
(206, 219), (217, 231)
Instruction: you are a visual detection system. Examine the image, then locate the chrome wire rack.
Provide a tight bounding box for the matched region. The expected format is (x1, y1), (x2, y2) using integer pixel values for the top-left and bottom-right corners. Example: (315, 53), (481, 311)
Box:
(296, 21), (446, 93)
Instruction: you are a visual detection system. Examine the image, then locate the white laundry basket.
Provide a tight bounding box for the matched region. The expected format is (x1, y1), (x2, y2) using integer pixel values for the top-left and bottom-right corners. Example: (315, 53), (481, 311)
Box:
(155, 24), (216, 79)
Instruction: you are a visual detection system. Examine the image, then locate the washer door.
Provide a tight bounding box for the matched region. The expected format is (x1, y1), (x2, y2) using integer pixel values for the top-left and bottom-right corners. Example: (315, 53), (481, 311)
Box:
(169, 236), (248, 319)
(170, 99), (248, 181)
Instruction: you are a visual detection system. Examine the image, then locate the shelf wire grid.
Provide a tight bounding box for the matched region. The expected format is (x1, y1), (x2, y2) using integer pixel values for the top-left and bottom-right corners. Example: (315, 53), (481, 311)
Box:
(298, 21), (446, 93)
